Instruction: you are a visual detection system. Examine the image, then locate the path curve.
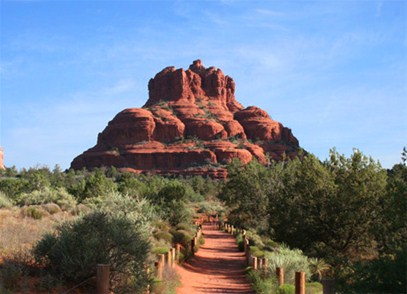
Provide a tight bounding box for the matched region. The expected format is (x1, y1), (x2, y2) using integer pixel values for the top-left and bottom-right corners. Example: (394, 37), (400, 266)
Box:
(176, 223), (254, 294)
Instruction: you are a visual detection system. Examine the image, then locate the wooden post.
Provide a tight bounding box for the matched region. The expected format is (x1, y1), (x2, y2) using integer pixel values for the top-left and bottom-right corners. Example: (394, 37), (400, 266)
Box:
(166, 251), (172, 267)
(263, 258), (268, 271)
(258, 257), (263, 269)
(295, 272), (305, 294)
(252, 256), (258, 270)
(322, 278), (335, 294)
(176, 244), (181, 262)
(156, 254), (164, 280)
(245, 239), (250, 264)
(191, 239), (195, 256)
(276, 267), (284, 286)
(171, 248), (176, 268)
(96, 264), (110, 294)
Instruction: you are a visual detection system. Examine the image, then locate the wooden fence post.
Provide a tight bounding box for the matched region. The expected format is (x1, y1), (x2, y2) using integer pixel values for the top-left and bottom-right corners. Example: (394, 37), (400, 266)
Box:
(276, 267), (284, 286)
(171, 248), (176, 268)
(166, 251), (171, 267)
(258, 257), (263, 269)
(245, 239), (250, 264)
(252, 256), (258, 270)
(176, 244), (181, 262)
(191, 239), (195, 256)
(96, 264), (110, 294)
(156, 254), (164, 280)
(262, 258), (268, 272)
(295, 272), (305, 294)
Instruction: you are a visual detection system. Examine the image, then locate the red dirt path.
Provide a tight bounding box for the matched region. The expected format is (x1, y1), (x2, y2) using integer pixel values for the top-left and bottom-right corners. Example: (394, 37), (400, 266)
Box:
(176, 223), (255, 294)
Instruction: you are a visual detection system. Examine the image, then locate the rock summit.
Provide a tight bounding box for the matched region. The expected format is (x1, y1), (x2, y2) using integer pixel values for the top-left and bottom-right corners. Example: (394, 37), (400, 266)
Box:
(71, 60), (300, 178)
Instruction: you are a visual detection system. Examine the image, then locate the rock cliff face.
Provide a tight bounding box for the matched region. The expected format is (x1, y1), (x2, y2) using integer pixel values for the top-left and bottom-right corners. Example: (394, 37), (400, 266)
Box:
(71, 60), (300, 178)
(0, 146), (4, 170)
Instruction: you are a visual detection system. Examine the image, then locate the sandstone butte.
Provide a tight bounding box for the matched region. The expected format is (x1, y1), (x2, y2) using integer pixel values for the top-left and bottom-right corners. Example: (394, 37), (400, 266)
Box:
(0, 146), (4, 170)
(71, 60), (300, 178)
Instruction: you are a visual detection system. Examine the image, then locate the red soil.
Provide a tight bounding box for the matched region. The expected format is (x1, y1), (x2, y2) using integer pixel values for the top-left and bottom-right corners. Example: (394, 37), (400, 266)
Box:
(176, 223), (254, 294)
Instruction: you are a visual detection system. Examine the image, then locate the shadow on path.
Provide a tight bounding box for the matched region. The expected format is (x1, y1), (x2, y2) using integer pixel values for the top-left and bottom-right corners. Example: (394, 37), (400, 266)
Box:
(176, 223), (254, 294)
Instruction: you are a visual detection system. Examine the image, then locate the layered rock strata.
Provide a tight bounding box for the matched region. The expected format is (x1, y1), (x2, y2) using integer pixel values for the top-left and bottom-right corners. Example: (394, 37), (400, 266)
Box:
(71, 60), (300, 178)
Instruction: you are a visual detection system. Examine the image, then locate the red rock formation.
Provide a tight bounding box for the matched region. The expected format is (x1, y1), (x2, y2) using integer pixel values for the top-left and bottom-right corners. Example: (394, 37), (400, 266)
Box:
(71, 60), (301, 178)
(0, 146), (4, 170)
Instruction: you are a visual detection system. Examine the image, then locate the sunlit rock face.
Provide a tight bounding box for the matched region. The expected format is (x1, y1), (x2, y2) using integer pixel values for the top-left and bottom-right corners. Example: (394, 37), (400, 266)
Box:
(71, 60), (300, 178)
(0, 146), (4, 170)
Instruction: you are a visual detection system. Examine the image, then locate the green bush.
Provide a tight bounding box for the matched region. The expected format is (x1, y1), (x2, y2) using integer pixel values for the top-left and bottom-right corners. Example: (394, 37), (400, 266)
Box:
(33, 211), (150, 293)
(0, 191), (13, 208)
(250, 246), (265, 258)
(17, 187), (76, 210)
(172, 229), (193, 245)
(305, 282), (323, 294)
(267, 245), (311, 284)
(278, 284), (295, 294)
(236, 234), (245, 252)
(69, 203), (91, 216)
(247, 231), (265, 248)
(152, 246), (170, 255)
(154, 231), (173, 243)
(176, 222), (193, 231)
(246, 268), (278, 294)
(20, 206), (48, 219)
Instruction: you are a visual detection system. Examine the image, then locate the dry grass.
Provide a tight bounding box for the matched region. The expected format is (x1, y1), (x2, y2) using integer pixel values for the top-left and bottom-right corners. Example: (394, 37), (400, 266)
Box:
(0, 207), (75, 258)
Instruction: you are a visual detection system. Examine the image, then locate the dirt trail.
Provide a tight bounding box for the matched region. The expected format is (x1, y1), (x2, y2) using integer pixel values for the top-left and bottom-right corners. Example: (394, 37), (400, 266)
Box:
(176, 223), (254, 294)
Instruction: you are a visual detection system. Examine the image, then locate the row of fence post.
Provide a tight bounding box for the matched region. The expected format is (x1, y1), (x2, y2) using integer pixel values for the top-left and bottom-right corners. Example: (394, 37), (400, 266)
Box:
(220, 222), (335, 294)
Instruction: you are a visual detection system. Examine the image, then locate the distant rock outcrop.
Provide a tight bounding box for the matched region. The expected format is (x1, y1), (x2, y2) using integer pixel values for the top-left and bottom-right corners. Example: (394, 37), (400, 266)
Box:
(0, 146), (4, 170)
(71, 60), (300, 178)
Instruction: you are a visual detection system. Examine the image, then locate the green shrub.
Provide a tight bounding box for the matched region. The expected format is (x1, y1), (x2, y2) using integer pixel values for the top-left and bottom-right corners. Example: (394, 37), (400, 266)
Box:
(246, 268), (278, 294)
(198, 235), (205, 245)
(236, 234), (245, 252)
(69, 203), (91, 216)
(20, 205), (48, 219)
(305, 282), (323, 294)
(154, 231), (173, 243)
(0, 259), (26, 291)
(0, 252), (31, 292)
(33, 211), (150, 293)
(264, 239), (279, 251)
(267, 245), (311, 284)
(152, 246), (170, 255)
(250, 246), (265, 258)
(176, 222), (193, 231)
(17, 187), (76, 210)
(0, 191), (13, 208)
(173, 229), (193, 245)
(278, 284), (295, 294)
(247, 231), (265, 248)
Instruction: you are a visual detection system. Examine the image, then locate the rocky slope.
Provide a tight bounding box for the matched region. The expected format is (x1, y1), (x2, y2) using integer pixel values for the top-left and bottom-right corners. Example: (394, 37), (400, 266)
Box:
(71, 60), (300, 178)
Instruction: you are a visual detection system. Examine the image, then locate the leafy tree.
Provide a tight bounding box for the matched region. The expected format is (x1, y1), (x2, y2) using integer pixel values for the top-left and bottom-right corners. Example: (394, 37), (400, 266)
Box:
(376, 162), (407, 254)
(20, 167), (52, 192)
(220, 159), (270, 230)
(79, 169), (117, 201)
(117, 172), (147, 197)
(325, 149), (387, 259)
(268, 154), (337, 253)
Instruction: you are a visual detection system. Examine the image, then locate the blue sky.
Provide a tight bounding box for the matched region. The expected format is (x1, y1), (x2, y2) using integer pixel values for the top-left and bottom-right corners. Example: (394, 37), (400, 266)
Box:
(0, 0), (406, 170)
